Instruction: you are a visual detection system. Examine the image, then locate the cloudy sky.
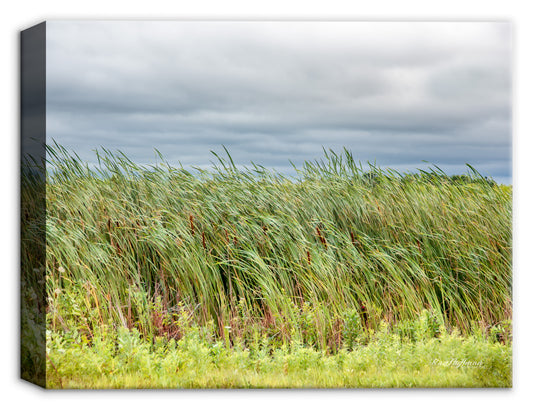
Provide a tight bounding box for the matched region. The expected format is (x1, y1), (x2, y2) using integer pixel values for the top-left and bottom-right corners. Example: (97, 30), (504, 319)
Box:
(46, 21), (512, 182)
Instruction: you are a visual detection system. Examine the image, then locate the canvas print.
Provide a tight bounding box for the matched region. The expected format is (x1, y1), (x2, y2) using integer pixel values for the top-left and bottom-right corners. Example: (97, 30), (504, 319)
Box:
(20, 21), (512, 388)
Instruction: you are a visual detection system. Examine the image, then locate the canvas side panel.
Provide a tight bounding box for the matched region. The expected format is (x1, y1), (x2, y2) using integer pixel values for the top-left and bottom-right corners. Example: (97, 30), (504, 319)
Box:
(21, 21), (46, 388)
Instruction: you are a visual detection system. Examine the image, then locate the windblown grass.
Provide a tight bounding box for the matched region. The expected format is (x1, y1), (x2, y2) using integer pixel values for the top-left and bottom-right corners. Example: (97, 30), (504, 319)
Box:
(37, 144), (512, 353)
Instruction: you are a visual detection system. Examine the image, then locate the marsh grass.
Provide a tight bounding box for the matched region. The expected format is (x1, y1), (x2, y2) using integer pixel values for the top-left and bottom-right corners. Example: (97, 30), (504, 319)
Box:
(36, 144), (512, 352)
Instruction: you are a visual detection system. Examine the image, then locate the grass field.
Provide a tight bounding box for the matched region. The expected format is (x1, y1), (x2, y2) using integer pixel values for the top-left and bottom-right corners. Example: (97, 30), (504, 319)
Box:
(46, 320), (511, 388)
(22, 144), (512, 388)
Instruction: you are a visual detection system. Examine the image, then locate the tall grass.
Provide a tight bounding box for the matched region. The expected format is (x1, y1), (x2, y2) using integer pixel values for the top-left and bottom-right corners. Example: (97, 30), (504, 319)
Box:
(41, 144), (512, 350)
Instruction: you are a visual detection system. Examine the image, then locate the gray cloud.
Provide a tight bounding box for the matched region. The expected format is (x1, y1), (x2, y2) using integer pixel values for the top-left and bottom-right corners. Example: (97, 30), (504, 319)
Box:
(46, 21), (512, 182)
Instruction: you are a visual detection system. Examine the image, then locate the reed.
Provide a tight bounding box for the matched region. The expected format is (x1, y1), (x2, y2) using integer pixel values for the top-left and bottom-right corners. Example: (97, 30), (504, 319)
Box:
(40, 144), (512, 350)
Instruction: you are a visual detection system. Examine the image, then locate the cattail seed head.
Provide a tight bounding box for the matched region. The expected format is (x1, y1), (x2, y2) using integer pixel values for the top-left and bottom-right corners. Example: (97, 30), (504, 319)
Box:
(316, 227), (327, 249)
(189, 214), (195, 236)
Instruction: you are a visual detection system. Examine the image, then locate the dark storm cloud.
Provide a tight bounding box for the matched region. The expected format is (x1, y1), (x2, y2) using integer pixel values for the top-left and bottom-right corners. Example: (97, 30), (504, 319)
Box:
(46, 21), (512, 182)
